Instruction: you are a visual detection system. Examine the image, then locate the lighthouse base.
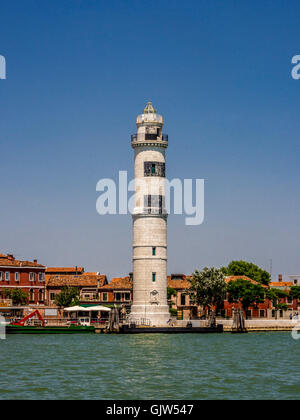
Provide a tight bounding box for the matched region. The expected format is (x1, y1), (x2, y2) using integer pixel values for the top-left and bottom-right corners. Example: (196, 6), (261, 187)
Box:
(129, 305), (170, 327)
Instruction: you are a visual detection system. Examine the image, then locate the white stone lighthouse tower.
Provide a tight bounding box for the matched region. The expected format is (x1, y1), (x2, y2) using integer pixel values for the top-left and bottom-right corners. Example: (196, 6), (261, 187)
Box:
(130, 102), (170, 327)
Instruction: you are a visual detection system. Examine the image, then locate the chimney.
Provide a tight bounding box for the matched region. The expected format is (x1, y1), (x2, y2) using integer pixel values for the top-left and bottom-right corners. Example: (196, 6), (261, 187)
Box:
(171, 274), (184, 280)
(278, 274), (283, 282)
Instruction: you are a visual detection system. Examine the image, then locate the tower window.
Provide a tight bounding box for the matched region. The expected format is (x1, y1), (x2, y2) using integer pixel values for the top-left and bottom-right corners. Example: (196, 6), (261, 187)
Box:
(152, 247), (156, 256)
(114, 293), (121, 301)
(144, 195), (164, 213)
(38, 289), (44, 302)
(29, 289), (35, 302)
(152, 273), (156, 282)
(144, 162), (165, 177)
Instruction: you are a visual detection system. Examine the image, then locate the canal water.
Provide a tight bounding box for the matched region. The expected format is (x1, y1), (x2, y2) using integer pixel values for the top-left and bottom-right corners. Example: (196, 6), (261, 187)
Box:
(0, 332), (299, 400)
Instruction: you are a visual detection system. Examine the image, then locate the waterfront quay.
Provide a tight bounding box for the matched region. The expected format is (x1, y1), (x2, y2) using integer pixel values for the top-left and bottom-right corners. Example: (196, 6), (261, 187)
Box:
(1, 253), (300, 334)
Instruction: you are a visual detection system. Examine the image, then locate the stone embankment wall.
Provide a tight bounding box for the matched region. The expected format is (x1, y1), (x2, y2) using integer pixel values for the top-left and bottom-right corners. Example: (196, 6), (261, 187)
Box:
(174, 319), (299, 332)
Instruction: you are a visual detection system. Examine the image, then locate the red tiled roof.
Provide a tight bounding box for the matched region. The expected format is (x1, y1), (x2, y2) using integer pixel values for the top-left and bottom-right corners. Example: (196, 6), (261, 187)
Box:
(0, 254), (45, 268)
(225, 275), (268, 288)
(270, 282), (292, 287)
(99, 277), (132, 290)
(167, 276), (191, 290)
(46, 267), (84, 274)
(83, 272), (99, 275)
(46, 274), (107, 287)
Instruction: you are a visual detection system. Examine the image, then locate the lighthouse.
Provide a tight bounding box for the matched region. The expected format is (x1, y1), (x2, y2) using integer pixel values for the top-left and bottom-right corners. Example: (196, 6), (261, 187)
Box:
(130, 102), (170, 327)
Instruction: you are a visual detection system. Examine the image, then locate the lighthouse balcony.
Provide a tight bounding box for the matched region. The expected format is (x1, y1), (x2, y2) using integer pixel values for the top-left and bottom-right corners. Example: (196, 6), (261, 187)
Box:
(134, 207), (168, 216)
(131, 133), (168, 143)
(131, 133), (168, 148)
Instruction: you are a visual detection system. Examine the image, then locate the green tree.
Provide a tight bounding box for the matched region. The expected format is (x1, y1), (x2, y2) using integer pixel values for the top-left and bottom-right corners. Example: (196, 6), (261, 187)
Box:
(8, 288), (29, 305)
(276, 303), (289, 313)
(54, 287), (80, 307)
(167, 287), (178, 314)
(3, 288), (12, 298)
(167, 287), (177, 301)
(290, 286), (300, 301)
(222, 260), (271, 285)
(227, 279), (265, 319)
(169, 308), (178, 317)
(265, 288), (288, 320)
(189, 267), (227, 316)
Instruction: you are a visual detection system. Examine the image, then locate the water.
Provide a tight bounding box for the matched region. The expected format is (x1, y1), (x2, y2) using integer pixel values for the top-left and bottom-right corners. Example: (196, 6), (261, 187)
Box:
(0, 332), (299, 400)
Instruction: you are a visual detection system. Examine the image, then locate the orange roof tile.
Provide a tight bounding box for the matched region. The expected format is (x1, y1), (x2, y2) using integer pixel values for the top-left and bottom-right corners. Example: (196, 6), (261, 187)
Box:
(46, 274), (107, 287)
(167, 276), (191, 290)
(270, 282), (292, 287)
(46, 267), (84, 274)
(0, 254), (45, 268)
(99, 277), (132, 290)
(83, 272), (99, 275)
(225, 275), (268, 288)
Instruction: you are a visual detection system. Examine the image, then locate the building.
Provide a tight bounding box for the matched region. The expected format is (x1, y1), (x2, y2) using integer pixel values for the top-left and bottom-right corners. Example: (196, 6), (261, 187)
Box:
(167, 274), (196, 320)
(288, 275), (300, 286)
(98, 277), (133, 313)
(169, 274), (273, 319)
(269, 274), (299, 317)
(0, 253), (46, 305)
(167, 274), (298, 319)
(130, 102), (170, 326)
(224, 276), (271, 319)
(45, 267), (107, 305)
(46, 267), (84, 276)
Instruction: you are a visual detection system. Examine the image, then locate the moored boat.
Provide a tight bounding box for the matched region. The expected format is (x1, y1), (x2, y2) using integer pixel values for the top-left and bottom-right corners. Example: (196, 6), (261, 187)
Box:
(6, 324), (95, 334)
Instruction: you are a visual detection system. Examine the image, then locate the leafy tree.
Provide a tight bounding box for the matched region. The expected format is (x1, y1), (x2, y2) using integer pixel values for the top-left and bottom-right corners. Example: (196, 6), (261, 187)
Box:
(290, 286), (300, 301)
(167, 287), (178, 314)
(12, 288), (29, 305)
(189, 267), (227, 315)
(54, 287), (80, 307)
(276, 303), (289, 312)
(227, 279), (265, 318)
(167, 287), (177, 301)
(169, 308), (178, 317)
(3, 288), (12, 298)
(222, 260), (271, 285)
(1, 288), (28, 305)
(265, 288), (288, 319)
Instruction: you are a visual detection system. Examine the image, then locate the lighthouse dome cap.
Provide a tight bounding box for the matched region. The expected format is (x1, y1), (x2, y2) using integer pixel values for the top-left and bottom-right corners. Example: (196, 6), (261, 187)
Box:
(143, 101), (157, 114)
(136, 101), (163, 125)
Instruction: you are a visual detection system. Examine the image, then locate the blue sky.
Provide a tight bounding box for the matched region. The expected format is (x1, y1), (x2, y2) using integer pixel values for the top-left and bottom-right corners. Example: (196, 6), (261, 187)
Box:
(0, 0), (299, 280)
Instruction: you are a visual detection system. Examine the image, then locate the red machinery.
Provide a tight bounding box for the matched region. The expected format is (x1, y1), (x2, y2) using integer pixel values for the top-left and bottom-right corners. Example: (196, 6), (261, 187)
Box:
(10, 310), (45, 327)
